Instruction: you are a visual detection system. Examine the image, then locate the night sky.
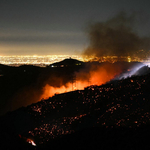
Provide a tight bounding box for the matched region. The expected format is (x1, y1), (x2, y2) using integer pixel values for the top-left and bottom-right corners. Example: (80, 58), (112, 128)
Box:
(0, 0), (150, 55)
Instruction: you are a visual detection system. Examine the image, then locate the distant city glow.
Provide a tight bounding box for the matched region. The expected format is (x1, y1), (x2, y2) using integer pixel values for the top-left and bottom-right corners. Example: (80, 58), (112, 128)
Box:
(0, 55), (150, 67)
(0, 55), (86, 67)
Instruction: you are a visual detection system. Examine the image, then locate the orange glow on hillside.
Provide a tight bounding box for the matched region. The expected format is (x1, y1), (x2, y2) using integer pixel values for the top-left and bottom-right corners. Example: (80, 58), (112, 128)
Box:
(26, 139), (36, 146)
(41, 81), (89, 99)
(41, 64), (122, 100)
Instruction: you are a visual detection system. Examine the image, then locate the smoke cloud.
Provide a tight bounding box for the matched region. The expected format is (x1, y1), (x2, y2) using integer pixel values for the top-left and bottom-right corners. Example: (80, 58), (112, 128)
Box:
(83, 12), (150, 57)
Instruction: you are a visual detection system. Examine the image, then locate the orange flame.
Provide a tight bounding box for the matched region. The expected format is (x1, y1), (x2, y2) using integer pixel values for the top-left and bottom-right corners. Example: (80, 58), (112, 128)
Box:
(26, 138), (36, 146)
(41, 81), (89, 99)
(41, 64), (122, 100)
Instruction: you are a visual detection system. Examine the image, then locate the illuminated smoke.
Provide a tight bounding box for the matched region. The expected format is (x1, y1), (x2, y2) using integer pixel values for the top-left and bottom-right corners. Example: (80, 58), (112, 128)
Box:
(83, 12), (150, 58)
(115, 63), (146, 80)
(41, 63), (122, 99)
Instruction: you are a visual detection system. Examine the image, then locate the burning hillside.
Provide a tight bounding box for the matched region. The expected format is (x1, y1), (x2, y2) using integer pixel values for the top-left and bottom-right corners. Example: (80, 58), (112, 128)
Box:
(41, 61), (148, 100)
(41, 63), (122, 99)
(0, 59), (148, 116)
(1, 71), (150, 149)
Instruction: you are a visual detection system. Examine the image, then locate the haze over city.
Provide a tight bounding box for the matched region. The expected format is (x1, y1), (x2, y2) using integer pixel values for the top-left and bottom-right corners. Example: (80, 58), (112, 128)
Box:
(0, 0), (150, 56)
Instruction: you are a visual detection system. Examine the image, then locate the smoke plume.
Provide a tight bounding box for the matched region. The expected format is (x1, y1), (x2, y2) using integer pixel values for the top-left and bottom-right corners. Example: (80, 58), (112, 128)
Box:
(83, 12), (150, 57)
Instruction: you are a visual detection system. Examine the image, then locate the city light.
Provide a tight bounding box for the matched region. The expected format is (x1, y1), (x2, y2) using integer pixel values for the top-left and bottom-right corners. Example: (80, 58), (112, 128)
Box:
(0, 55), (149, 67)
(0, 55), (86, 67)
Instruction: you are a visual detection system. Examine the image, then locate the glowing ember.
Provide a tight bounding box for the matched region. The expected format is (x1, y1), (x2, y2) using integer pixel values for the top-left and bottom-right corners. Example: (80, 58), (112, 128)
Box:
(26, 139), (36, 146)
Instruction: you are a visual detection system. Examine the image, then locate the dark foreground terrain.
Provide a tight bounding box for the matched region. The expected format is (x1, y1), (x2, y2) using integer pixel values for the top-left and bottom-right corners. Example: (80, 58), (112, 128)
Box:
(1, 65), (150, 149)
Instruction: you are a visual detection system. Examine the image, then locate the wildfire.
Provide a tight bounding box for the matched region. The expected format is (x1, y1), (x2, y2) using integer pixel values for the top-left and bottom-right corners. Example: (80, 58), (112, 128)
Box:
(41, 64), (122, 100)
(41, 81), (89, 99)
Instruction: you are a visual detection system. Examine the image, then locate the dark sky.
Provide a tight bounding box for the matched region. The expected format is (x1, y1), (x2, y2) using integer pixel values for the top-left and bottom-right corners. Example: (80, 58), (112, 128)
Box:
(0, 0), (150, 55)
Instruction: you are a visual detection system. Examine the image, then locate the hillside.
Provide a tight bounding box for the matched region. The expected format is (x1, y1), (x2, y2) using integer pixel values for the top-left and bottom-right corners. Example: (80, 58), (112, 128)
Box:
(49, 58), (84, 67)
(0, 60), (147, 116)
(1, 72), (150, 149)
